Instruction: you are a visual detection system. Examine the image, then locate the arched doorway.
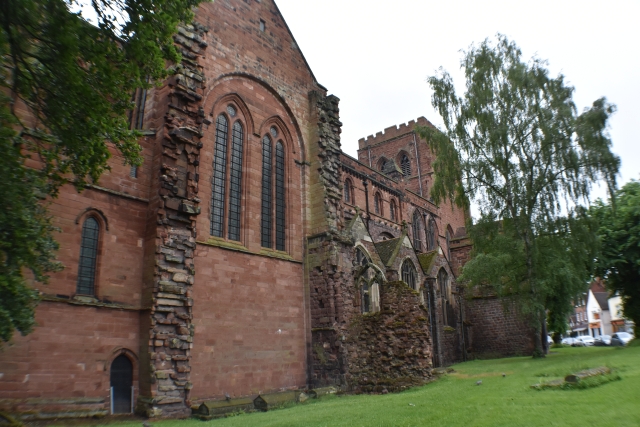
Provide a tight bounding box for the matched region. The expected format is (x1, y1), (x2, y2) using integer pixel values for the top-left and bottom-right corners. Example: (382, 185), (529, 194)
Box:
(110, 355), (133, 414)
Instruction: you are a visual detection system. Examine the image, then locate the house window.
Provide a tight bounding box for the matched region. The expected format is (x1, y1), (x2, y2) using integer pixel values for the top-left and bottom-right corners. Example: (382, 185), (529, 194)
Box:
(374, 193), (382, 215)
(401, 259), (418, 290)
(210, 114), (244, 241)
(261, 133), (286, 250)
(77, 217), (100, 295)
(129, 165), (138, 178)
(259, 19), (265, 32)
(401, 154), (411, 176)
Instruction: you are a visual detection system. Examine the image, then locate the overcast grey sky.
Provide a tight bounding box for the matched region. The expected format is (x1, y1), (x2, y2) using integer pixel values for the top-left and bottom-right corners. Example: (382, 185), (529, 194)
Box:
(276, 0), (639, 200)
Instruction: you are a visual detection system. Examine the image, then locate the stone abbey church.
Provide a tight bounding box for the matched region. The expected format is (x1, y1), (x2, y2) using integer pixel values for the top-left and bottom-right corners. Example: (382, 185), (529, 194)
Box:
(0, 0), (534, 420)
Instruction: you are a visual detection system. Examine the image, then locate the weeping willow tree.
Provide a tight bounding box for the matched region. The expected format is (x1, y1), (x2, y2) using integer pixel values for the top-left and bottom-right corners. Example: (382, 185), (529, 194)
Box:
(417, 35), (619, 357)
(0, 0), (203, 343)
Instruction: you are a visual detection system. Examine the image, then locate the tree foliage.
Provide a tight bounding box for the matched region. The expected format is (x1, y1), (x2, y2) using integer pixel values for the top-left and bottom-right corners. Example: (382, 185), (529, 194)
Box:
(0, 0), (202, 343)
(416, 35), (619, 356)
(591, 181), (640, 335)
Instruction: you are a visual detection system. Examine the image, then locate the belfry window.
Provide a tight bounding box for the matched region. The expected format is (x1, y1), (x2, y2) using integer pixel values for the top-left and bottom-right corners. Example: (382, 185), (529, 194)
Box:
(261, 132), (286, 250)
(210, 112), (244, 241)
(401, 259), (418, 291)
(390, 199), (397, 221)
(401, 154), (411, 177)
(77, 217), (100, 295)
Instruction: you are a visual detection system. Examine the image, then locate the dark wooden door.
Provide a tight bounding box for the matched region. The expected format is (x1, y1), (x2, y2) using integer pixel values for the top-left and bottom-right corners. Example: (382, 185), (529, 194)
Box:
(110, 355), (133, 414)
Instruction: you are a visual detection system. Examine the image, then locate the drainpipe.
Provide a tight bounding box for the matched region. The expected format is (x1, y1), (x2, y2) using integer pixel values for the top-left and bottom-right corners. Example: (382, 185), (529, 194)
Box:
(412, 133), (423, 197)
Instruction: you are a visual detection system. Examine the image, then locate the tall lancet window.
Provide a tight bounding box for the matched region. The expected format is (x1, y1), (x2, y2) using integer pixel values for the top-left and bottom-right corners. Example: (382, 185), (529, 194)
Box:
(261, 128), (287, 250)
(275, 141), (286, 251)
(77, 217), (100, 295)
(210, 109), (245, 241)
(227, 121), (244, 241)
(211, 114), (229, 237)
(261, 134), (273, 248)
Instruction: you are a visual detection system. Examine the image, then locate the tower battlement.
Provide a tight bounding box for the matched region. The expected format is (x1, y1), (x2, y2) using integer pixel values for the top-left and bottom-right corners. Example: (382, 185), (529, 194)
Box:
(358, 116), (435, 149)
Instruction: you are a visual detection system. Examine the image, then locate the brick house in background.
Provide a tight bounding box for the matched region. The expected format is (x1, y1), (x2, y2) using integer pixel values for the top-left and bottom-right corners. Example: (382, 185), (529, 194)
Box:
(0, 0), (534, 420)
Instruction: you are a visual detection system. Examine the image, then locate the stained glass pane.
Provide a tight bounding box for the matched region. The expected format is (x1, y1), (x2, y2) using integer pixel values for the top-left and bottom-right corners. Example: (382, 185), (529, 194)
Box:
(275, 141), (285, 251)
(76, 217), (99, 295)
(226, 121), (243, 241)
(261, 135), (273, 247)
(211, 115), (228, 237)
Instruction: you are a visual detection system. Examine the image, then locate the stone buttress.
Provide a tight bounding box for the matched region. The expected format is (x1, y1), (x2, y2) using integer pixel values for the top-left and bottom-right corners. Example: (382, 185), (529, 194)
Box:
(137, 23), (208, 418)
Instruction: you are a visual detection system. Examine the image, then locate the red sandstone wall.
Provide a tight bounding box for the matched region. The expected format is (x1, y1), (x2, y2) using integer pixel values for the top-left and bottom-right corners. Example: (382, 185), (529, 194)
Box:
(190, 247), (306, 400)
(44, 187), (148, 302)
(465, 297), (535, 358)
(184, 0), (322, 401)
(0, 303), (140, 414)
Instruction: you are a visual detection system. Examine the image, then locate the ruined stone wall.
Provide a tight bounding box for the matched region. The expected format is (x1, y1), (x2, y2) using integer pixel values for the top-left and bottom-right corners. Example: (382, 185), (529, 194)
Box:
(137, 22), (208, 418)
(465, 297), (535, 358)
(343, 281), (432, 393)
(308, 236), (353, 388)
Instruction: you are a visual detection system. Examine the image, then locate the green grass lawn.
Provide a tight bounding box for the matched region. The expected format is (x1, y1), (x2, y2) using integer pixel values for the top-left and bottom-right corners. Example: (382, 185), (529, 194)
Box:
(82, 346), (640, 427)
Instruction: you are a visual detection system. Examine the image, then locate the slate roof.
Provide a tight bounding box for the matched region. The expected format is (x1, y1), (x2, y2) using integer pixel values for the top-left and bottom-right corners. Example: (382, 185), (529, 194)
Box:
(594, 292), (610, 311)
(416, 250), (438, 276)
(590, 279), (607, 293)
(374, 236), (404, 267)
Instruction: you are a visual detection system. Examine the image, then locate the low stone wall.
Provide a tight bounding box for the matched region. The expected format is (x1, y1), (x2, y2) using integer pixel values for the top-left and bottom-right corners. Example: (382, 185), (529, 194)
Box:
(465, 296), (535, 358)
(344, 281), (433, 393)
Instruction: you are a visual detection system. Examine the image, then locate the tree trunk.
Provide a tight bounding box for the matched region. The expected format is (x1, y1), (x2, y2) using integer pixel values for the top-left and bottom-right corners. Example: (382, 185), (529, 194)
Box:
(541, 314), (549, 354)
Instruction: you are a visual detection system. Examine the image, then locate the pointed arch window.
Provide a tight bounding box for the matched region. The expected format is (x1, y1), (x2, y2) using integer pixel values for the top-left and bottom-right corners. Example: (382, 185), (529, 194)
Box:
(261, 133), (286, 250)
(438, 268), (455, 327)
(446, 227), (453, 261)
(355, 247), (370, 266)
(401, 154), (411, 176)
(210, 112), (244, 241)
(77, 217), (100, 295)
(390, 199), (397, 222)
(378, 157), (388, 172)
(401, 259), (418, 291)
(374, 192), (382, 215)
(344, 179), (353, 204)
(362, 281), (370, 313)
(412, 211), (424, 252)
(426, 216), (437, 251)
